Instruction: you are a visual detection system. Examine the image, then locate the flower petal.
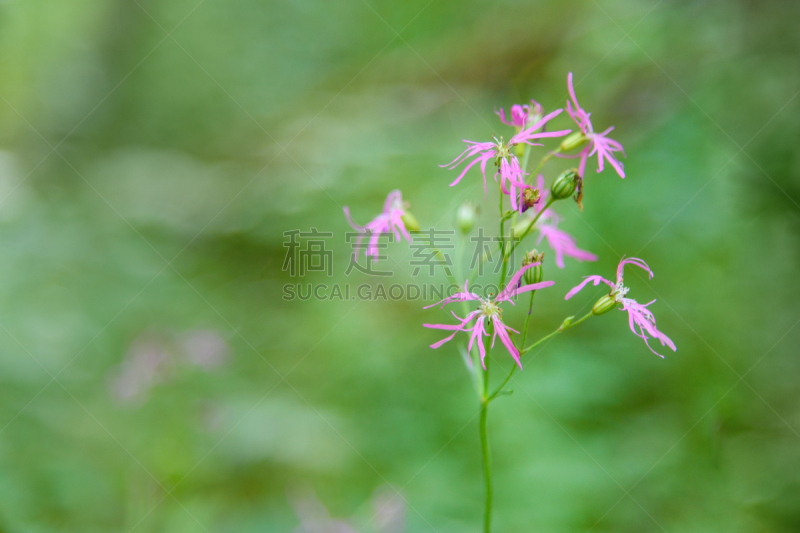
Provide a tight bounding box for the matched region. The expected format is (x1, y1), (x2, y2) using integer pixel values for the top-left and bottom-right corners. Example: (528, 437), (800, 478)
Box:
(564, 275), (614, 300)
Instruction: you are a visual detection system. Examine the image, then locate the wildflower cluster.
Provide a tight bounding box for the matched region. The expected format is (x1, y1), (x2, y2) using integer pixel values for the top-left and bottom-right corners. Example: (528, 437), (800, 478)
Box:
(342, 73), (675, 533)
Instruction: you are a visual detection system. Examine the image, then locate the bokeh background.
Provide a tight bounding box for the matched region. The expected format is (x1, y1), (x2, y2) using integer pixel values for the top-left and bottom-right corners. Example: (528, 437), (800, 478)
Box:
(1, 0), (799, 531)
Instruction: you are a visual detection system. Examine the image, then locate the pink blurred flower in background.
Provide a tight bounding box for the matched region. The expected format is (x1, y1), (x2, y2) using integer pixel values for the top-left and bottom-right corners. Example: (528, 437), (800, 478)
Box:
(562, 72), (626, 178)
(423, 263), (555, 369)
(565, 257), (676, 357)
(343, 190), (412, 260)
(369, 486), (406, 533)
(290, 485), (406, 533)
(441, 109), (571, 212)
(109, 329), (229, 405)
(109, 335), (171, 404)
(290, 491), (356, 533)
(181, 329), (230, 369)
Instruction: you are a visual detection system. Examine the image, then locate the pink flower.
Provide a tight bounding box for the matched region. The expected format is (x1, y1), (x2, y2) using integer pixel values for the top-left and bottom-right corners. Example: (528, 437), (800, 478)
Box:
(495, 100), (544, 130)
(565, 257), (676, 357)
(441, 109), (571, 213)
(343, 190), (411, 260)
(289, 490), (356, 533)
(562, 72), (626, 178)
(538, 223), (598, 268)
(423, 264), (555, 369)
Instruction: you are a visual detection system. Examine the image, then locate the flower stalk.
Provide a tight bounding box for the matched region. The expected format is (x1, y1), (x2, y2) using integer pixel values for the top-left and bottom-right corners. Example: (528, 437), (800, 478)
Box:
(479, 352), (493, 533)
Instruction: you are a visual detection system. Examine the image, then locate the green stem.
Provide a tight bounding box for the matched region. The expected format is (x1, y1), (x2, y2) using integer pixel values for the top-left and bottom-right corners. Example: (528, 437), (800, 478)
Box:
(487, 291), (534, 400)
(488, 311), (593, 401)
(530, 148), (561, 177)
(520, 311), (593, 356)
(519, 144), (532, 178)
(480, 349), (492, 533)
(498, 256), (510, 290)
(508, 197), (554, 258)
(479, 400), (492, 533)
(497, 181), (506, 256)
(476, 145), (565, 532)
(520, 290), (536, 349)
(498, 198), (554, 289)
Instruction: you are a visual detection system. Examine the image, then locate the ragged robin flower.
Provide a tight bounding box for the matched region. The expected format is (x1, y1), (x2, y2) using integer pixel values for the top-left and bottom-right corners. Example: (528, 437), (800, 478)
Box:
(441, 110), (571, 213)
(343, 190), (415, 261)
(423, 263), (555, 369)
(495, 99), (544, 131)
(565, 257), (676, 357)
(560, 72), (626, 179)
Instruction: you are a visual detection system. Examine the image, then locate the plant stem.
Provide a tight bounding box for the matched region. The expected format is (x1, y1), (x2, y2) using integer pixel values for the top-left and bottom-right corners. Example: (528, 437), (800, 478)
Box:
(497, 198), (554, 289)
(488, 311), (593, 401)
(475, 145), (566, 532)
(520, 144), (532, 176)
(479, 401), (492, 533)
(497, 181), (506, 256)
(507, 197), (554, 259)
(520, 290), (536, 348)
(530, 148), (561, 177)
(520, 311), (593, 356)
(480, 352), (492, 533)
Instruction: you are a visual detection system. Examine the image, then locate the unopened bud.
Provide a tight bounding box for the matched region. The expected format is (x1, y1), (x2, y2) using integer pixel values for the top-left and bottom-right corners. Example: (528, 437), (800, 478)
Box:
(551, 169), (579, 200)
(520, 188), (540, 213)
(400, 212), (420, 232)
(455, 202), (479, 234)
(560, 132), (589, 152)
(515, 143), (526, 157)
(558, 316), (575, 331)
(592, 294), (619, 316)
(522, 250), (544, 285)
(574, 174), (584, 211)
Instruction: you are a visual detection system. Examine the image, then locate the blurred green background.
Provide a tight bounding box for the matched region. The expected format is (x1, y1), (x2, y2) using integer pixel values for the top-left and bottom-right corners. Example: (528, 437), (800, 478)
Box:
(1, 0), (799, 531)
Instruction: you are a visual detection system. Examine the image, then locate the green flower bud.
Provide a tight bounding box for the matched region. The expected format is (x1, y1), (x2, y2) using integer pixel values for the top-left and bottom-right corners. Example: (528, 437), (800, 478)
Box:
(592, 294), (619, 316)
(400, 212), (420, 232)
(558, 316), (575, 331)
(550, 169), (579, 200)
(455, 202), (479, 235)
(560, 132), (589, 152)
(522, 250), (544, 285)
(515, 143), (526, 158)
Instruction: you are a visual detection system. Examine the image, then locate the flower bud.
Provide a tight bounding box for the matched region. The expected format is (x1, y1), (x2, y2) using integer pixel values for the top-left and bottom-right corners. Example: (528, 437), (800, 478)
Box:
(560, 132), (589, 152)
(520, 188), (540, 213)
(550, 169), (579, 200)
(522, 250), (544, 285)
(515, 143), (526, 158)
(455, 202), (479, 235)
(400, 212), (420, 232)
(592, 294), (619, 316)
